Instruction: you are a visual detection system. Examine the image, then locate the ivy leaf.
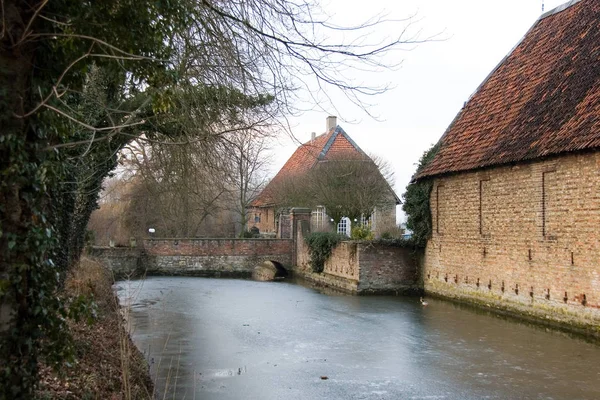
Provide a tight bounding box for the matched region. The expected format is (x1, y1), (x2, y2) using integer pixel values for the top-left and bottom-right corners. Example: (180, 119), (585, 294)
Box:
(8, 240), (16, 250)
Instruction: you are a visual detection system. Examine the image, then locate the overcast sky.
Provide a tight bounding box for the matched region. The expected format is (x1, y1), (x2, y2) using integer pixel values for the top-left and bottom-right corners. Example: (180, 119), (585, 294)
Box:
(267, 0), (568, 222)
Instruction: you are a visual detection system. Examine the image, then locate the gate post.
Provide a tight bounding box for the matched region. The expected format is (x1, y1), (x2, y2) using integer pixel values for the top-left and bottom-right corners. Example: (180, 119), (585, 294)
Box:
(290, 208), (311, 267)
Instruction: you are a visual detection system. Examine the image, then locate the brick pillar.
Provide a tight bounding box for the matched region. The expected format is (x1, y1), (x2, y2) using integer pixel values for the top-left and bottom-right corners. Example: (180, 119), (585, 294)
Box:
(290, 208), (311, 267)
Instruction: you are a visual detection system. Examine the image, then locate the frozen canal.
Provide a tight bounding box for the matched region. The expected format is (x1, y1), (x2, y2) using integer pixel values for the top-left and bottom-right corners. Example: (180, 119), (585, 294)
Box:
(115, 277), (600, 399)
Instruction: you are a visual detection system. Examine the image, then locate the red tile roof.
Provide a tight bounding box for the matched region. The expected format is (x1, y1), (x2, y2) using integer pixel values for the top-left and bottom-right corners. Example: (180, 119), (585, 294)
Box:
(417, 0), (600, 179)
(251, 126), (370, 207)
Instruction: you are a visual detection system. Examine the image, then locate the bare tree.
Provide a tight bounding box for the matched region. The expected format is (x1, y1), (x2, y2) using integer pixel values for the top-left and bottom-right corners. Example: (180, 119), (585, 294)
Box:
(272, 154), (396, 224)
(221, 131), (273, 236)
(86, 176), (137, 246)
(117, 138), (230, 237)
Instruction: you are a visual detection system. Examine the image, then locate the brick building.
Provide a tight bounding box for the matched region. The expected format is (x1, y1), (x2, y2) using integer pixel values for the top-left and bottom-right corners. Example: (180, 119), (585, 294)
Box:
(249, 116), (400, 237)
(415, 0), (600, 325)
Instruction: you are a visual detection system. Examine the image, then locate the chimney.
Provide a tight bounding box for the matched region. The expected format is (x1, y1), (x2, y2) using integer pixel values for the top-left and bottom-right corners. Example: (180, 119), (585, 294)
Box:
(326, 116), (337, 132)
(311, 132), (316, 143)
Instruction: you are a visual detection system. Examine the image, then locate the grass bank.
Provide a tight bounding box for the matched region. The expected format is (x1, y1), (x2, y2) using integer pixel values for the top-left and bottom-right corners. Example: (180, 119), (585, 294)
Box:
(36, 257), (153, 399)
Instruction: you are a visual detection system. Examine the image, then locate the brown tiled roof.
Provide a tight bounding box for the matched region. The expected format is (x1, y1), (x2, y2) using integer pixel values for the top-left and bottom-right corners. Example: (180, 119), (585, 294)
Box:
(251, 126), (379, 207)
(417, 0), (600, 179)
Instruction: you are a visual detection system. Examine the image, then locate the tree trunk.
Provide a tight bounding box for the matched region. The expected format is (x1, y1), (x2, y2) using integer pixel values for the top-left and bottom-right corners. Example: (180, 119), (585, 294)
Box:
(0, 2), (52, 396)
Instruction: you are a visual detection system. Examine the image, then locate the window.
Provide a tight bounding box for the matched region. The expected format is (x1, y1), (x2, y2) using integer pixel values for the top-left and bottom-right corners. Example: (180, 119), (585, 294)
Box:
(337, 217), (351, 237)
(370, 208), (377, 232)
(360, 214), (370, 228)
(254, 214), (261, 223)
(311, 206), (326, 230)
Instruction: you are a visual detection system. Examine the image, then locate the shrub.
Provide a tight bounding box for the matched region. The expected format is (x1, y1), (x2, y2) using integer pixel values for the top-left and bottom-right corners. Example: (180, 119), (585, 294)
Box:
(350, 225), (374, 240)
(379, 226), (405, 240)
(240, 230), (254, 238)
(304, 232), (344, 273)
(380, 231), (393, 240)
(372, 237), (414, 248)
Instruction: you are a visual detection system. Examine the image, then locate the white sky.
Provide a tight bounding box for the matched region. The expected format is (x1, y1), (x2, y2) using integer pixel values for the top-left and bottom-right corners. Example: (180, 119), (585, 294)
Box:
(267, 0), (568, 223)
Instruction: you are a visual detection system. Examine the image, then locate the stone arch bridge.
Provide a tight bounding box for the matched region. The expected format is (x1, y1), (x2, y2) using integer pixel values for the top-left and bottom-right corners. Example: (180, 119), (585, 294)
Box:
(89, 238), (293, 279)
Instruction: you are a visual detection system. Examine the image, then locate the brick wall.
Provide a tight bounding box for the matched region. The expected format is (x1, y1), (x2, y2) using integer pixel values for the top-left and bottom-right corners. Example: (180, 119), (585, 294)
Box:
(323, 242), (360, 280)
(359, 244), (420, 294)
(88, 247), (142, 279)
(424, 151), (600, 328)
(294, 223), (420, 294)
(91, 239), (293, 278)
(144, 238), (292, 258)
(143, 238), (293, 277)
(294, 236), (361, 292)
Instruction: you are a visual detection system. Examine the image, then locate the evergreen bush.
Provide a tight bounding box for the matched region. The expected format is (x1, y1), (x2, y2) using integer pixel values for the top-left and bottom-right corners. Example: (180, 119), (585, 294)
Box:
(402, 143), (440, 248)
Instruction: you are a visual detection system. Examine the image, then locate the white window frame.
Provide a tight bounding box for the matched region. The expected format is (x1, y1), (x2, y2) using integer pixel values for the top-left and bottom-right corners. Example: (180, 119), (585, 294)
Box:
(337, 217), (351, 237)
(311, 206), (326, 231)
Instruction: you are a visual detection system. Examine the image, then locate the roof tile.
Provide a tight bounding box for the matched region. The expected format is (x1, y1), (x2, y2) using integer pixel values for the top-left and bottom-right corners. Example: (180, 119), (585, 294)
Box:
(251, 126), (366, 207)
(417, 0), (600, 179)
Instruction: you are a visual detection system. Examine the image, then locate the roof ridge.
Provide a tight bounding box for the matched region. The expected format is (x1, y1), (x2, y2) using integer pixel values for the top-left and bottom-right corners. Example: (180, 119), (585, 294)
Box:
(318, 126), (367, 160)
(540, 0), (583, 20)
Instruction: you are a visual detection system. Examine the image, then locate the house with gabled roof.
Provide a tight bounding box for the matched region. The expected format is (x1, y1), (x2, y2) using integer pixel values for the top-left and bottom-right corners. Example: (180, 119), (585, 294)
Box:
(415, 0), (600, 324)
(249, 116), (400, 237)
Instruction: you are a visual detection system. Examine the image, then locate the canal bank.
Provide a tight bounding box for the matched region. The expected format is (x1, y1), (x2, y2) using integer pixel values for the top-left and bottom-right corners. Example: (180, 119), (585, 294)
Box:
(36, 257), (153, 399)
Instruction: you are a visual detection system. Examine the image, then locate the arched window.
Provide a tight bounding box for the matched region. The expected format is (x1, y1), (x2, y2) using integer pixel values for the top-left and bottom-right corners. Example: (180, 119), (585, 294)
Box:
(337, 217), (351, 237)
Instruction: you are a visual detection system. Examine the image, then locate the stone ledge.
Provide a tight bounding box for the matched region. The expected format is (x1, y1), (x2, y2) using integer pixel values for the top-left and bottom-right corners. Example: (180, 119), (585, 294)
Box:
(294, 269), (359, 294)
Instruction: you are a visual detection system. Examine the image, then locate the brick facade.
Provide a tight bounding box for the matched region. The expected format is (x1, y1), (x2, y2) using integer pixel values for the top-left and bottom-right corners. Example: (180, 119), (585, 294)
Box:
(250, 203), (398, 238)
(248, 206), (277, 234)
(424, 152), (600, 328)
(323, 242), (360, 281)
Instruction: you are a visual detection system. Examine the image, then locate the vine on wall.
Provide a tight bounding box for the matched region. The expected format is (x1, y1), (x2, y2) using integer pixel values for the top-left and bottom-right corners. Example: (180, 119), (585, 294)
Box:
(304, 232), (344, 273)
(401, 143), (440, 249)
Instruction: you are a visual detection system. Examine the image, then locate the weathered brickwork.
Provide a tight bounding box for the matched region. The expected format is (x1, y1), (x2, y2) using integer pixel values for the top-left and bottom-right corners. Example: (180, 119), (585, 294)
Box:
(323, 242), (360, 281)
(424, 152), (600, 329)
(145, 254), (280, 277)
(248, 207), (277, 234)
(294, 222), (420, 294)
(92, 239), (293, 278)
(144, 238), (292, 259)
(358, 244), (420, 294)
(88, 247), (142, 279)
(143, 238), (293, 276)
